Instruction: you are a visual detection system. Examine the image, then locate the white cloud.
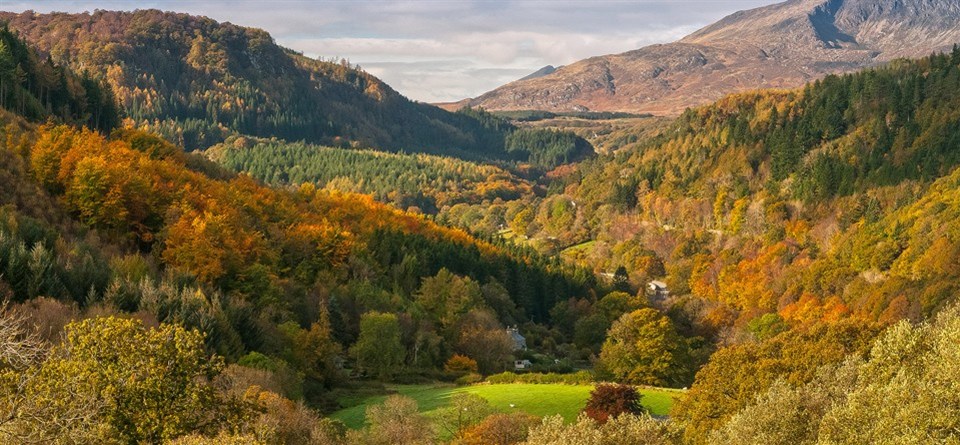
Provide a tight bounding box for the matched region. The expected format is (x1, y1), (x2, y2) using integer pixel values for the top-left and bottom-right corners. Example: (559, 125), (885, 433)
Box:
(362, 60), (532, 103)
(2, 0), (777, 101)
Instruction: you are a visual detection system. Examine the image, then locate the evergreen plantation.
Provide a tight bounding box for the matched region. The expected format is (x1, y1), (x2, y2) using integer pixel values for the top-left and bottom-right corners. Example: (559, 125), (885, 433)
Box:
(206, 137), (536, 214)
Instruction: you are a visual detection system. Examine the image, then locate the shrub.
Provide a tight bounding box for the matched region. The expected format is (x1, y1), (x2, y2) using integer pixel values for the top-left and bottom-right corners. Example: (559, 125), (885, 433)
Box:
(524, 414), (681, 445)
(166, 432), (265, 444)
(12, 316), (247, 442)
(445, 354), (479, 373)
(436, 393), (494, 439)
(347, 395), (434, 445)
(458, 412), (540, 445)
(218, 361), (305, 401)
(485, 370), (593, 385)
(583, 383), (645, 424)
(242, 387), (341, 445)
(456, 372), (483, 385)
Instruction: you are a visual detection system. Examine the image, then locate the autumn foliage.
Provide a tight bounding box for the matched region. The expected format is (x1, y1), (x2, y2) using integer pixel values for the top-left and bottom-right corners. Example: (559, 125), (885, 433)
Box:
(444, 354), (479, 374)
(583, 383), (645, 424)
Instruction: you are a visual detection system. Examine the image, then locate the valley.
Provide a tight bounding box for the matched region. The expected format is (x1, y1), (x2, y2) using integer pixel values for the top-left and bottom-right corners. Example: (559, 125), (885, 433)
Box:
(0, 1), (959, 444)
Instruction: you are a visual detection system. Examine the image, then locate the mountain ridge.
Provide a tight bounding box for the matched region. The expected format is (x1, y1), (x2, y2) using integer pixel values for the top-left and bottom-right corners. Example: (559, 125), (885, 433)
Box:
(520, 65), (560, 81)
(455, 0), (960, 114)
(0, 9), (514, 158)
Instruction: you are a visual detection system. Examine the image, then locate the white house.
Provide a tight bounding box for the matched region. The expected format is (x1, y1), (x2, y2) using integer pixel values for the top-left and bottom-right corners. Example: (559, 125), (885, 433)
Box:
(647, 280), (669, 301)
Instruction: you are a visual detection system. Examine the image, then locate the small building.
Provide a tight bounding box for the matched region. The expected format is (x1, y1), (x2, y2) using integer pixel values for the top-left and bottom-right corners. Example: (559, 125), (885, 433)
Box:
(647, 280), (669, 302)
(514, 359), (533, 370)
(506, 326), (527, 351)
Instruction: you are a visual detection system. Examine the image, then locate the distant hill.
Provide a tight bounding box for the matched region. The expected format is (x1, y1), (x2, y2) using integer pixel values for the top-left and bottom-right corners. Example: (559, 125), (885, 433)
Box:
(520, 65), (560, 81)
(0, 10), (516, 158)
(457, 0), (960, 115)
(435, 65), (561, 111)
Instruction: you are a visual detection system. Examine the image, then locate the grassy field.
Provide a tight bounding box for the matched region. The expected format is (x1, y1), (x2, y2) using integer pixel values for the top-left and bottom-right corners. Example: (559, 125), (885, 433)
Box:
(560, 240), (596, 255)
(331, 383), (683, 429)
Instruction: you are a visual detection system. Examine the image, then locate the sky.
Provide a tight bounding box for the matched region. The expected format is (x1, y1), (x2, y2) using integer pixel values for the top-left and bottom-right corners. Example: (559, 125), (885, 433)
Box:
(1, 0), (777, 102)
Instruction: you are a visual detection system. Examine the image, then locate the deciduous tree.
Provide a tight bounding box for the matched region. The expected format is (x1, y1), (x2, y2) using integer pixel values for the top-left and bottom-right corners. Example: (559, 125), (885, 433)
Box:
(583, 383), (645, 424)
(350, 312), (405, 379)
(597, 309), (690, 387)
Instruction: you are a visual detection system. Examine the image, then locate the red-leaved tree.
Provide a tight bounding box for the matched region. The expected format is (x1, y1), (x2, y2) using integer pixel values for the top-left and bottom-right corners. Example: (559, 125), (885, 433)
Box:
(583, 383), (645, 424)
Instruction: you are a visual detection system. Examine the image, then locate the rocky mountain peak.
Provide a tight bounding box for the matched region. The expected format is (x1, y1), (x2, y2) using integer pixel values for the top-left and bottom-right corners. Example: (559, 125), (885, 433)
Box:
(520, 65), (561, 81)
(459, 0), (960, 114)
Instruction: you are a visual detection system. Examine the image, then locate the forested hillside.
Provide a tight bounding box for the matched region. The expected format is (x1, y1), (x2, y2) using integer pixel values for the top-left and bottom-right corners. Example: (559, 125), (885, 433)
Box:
(0, 26), (118, 132)
(0, 10), (591, 165)
(567, 48), (960, 317)
(454, 48), (960, 320)
(0, 31), (618, 442)
(205, 137), (537, 214)
(444, 47), (960, 443)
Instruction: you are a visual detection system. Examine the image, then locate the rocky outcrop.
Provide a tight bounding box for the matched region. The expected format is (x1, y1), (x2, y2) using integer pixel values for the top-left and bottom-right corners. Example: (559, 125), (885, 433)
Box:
(519, 65), (561, 81)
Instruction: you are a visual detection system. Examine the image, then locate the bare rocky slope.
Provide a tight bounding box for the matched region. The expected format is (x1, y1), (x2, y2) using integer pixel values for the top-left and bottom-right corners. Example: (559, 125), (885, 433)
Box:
(455, 0), (960, 115)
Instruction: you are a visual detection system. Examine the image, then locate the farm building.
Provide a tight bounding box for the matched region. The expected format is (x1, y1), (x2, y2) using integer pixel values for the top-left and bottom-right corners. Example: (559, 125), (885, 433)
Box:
(647, 280), (669, 302)
(507, 327), (527, 351)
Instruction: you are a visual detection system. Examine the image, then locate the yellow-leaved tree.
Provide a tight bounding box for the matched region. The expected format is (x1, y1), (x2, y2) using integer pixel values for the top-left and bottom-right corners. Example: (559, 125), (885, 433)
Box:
(2, 316), (246, 444)
(596, 308), (691, 387)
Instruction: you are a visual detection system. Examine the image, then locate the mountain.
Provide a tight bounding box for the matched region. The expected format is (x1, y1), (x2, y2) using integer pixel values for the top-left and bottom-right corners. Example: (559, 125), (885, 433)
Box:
(0, 9), (521, 158)
(458, 0), (960, 115)
(519, 65), (560, 81)
(436, 65), (563, 111)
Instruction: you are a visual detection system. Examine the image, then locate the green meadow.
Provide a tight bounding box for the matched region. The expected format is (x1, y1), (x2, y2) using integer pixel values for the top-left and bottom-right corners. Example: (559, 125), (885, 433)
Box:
(332, 383), (683, 429)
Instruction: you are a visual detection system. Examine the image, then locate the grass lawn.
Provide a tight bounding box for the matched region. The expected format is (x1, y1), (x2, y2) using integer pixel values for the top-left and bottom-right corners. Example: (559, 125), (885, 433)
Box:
(560, 240), (596, 255)
(331, 383), (683, 430)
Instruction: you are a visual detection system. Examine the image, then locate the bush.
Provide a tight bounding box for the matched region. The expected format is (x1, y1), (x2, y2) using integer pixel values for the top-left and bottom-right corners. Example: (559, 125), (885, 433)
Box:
(218, 362), (305, 401)
(458, 412), (540, 445)
(15, 316), (246, 442)
(528, 361), (575, 374)
(583, 383), (645, 424)
(347, 395), (435, 444)
(485, 370), (593, 385)
(445, 354), (479, 374)
(456, 372), (483, 385)
(390, 370), (439, 385)
(524, 414), (681, 445)
(241, 387), (342, 445)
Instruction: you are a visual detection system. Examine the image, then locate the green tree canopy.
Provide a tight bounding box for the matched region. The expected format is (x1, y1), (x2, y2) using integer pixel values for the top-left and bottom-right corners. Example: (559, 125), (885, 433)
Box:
(350, 311), (405, 379)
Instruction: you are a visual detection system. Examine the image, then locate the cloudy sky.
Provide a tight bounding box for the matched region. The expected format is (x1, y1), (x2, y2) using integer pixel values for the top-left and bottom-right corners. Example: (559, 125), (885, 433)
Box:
(3, 0), (777, 102)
